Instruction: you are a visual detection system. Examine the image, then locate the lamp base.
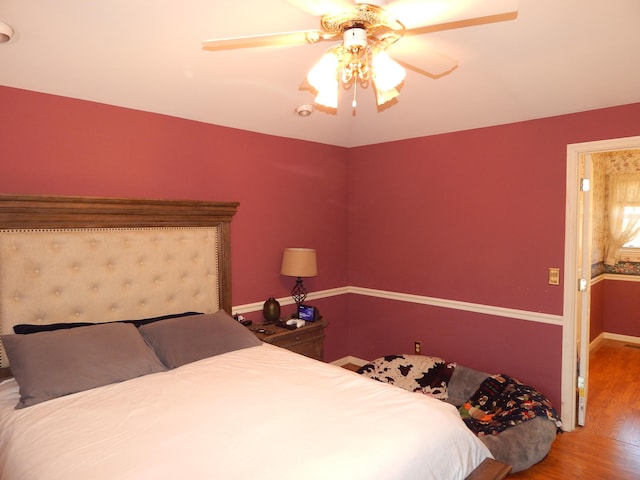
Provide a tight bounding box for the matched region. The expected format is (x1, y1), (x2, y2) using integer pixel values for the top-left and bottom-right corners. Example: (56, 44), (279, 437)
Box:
(291, 277), (307, 307)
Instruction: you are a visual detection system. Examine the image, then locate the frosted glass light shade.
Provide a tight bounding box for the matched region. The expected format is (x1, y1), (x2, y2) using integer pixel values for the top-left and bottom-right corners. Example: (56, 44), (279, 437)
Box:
(307, 51), (339, 92)
(372, 51), (405, 91)
(314, 88), (339, 109)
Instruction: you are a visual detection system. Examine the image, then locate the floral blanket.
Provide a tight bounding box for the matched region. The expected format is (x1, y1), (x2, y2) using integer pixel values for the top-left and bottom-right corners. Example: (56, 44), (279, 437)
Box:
(461, 374), (562, 436)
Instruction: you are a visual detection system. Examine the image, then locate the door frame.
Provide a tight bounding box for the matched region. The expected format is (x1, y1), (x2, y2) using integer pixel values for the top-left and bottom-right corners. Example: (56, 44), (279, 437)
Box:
(562, 135), (640, 431)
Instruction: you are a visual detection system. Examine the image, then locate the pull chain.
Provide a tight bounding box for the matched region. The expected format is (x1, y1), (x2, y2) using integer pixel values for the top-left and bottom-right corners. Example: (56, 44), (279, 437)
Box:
(352, 82), (358, 114)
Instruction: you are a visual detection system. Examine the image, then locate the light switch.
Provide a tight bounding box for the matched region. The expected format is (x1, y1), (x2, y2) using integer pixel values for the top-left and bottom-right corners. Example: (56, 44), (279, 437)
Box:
(548, 268), (560, 285)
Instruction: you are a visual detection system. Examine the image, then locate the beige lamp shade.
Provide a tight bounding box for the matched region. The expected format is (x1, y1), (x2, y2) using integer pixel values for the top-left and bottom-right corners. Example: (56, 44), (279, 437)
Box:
(280, 248), (317, 277)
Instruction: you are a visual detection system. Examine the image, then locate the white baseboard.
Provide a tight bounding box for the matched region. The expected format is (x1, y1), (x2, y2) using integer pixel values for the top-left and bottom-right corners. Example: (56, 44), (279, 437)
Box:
(603, 332), (640, 345)
(590, 332), (640, 350)
(589, 332), (606, 351)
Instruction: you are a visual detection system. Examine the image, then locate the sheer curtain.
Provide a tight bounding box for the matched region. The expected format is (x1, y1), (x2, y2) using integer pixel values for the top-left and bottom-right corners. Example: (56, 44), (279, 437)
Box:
(605, 174), (640, 265)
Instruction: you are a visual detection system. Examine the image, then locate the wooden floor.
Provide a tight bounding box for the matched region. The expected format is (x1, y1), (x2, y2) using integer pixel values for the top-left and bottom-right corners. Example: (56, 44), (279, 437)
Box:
(509, 339), (640, 479)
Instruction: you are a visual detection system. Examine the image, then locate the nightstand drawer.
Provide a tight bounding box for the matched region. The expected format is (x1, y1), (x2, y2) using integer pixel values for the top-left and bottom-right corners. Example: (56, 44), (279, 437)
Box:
(255, 320), (328, 361)
(270, 326), (322, 348)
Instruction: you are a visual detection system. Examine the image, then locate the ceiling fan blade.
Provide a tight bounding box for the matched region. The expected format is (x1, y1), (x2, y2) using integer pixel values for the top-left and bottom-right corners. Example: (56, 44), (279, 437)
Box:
(284, 0), (356, 17)
(384, 0), (518, 31)
(202, 29), (335, 51)
(388, 36), (458, 78)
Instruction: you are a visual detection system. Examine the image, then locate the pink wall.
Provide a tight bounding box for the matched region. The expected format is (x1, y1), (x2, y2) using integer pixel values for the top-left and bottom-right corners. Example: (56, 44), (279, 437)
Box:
(589, 278), (640, 343)
(590, 280), (605, 342)
(346, 294), (562, 406)
(347, 103), (640, 409)
(602, 280), (640, 337)
(2, 84), (640, 412)
(0, 86), (349, 359)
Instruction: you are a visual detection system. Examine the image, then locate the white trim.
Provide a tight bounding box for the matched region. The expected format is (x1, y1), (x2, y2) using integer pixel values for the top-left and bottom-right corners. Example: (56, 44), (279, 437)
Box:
(589, 332), (606, 351)
(563, 142), (581, 431)
(603, 332), (640, 345)
(592, 274), (640, 284)
(602, 273), (640, 283)
(567, 136), (640, 155)
(232, 287), (350, 314)
(590, 332), (640, 349)
(296, 287), (350, 301)
(347, 286), (563, 325)
(234, 286), (563, 324)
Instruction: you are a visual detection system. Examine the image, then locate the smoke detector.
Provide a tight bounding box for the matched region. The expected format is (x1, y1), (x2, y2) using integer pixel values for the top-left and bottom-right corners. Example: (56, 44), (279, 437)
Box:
(0, 22), (14, 44)
(295, 104), (314, 117)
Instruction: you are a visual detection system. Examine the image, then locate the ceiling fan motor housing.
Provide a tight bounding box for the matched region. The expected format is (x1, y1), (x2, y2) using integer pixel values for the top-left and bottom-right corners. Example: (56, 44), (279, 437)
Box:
(343, 26), (368, 52)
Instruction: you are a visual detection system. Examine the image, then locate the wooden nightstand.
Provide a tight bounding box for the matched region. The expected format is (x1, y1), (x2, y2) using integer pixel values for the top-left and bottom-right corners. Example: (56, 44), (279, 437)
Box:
(253, 320), (328, 361)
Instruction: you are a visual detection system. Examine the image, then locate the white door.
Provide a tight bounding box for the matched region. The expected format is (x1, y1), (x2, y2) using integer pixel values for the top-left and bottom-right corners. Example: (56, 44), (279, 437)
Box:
(576, 154), (592, 426)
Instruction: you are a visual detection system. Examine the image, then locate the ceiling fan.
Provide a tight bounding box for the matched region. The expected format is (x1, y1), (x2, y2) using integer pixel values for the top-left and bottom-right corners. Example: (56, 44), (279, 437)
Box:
(202, 0), (519, 111)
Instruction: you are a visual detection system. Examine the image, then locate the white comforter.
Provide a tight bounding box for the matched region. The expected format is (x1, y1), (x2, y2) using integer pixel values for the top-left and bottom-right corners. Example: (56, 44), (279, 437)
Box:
(0, 344), (491, 480)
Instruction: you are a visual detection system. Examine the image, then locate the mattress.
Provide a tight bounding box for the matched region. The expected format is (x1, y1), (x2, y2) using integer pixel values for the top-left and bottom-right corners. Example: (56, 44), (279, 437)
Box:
(0, 343), (491, 480)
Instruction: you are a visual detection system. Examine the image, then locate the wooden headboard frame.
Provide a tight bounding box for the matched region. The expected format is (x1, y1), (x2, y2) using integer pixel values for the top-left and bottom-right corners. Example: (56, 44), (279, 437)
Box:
(0, 194), (239, 315)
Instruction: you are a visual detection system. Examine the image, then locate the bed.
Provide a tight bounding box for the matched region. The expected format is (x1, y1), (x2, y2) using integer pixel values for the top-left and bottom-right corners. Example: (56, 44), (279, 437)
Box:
(0, 194), (493, 480)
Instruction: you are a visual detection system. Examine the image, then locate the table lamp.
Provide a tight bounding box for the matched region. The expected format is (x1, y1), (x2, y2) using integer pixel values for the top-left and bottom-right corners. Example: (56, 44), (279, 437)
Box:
(280, 248), (317, 308)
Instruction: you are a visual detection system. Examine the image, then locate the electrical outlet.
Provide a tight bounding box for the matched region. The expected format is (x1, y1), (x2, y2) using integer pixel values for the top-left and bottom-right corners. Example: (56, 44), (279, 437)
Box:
(414, 341), (422, 354)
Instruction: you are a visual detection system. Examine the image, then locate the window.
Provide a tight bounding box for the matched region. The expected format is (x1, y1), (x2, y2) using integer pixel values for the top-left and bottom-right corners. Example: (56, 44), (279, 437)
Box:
(622, 206), (640, 248)
(619, 205), (640, 262)
(605, 175), (640, 265)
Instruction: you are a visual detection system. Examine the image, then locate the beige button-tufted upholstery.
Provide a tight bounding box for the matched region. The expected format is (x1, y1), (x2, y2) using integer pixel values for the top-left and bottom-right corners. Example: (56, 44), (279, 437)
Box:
(0, 227), (220, 367)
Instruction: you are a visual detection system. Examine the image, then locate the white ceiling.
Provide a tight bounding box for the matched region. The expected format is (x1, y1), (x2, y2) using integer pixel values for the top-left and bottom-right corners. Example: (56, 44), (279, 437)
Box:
(0, 0), (638, 148)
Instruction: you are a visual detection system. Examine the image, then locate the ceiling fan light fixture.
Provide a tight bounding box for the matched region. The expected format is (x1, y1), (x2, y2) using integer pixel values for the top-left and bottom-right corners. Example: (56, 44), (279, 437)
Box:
(307, 50), (339, 92)
(203, 1), (519, 114)
(314, 87), (339, 109)
(373, 85), (400, 106)
(305, 7), (408, 112)
(307, 44), (405, 109)
(371, 51), (405, 91)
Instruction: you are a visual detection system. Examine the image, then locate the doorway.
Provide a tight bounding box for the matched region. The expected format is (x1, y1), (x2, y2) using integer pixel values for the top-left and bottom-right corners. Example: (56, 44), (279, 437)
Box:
(562, 135), (640, 431)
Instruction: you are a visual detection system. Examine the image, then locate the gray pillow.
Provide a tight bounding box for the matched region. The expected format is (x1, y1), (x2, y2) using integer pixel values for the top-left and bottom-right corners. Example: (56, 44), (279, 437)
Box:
(445, 365), (489, 407)
(139, 310), (262, 369)
(2, 322), (167, 409)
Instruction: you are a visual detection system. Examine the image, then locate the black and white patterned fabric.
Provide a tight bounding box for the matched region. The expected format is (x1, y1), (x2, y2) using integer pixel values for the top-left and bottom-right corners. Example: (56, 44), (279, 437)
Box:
(357, 354), (456, 400)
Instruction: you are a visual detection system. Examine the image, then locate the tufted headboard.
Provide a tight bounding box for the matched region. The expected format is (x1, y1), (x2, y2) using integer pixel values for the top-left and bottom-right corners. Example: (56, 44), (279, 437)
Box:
(0, 195), (238, 367)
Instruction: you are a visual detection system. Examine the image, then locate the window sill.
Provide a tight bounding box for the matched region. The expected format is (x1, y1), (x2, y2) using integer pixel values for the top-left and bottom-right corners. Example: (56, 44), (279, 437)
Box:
(619, 248), (640, 262)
